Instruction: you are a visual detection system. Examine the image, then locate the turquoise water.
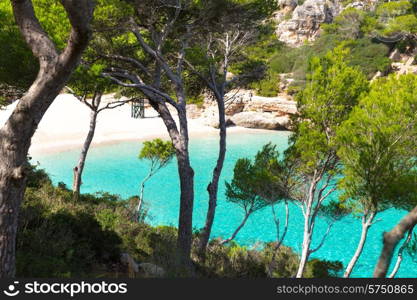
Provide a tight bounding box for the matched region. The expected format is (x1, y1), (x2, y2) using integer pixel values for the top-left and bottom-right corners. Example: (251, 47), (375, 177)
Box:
(31, 130), (416, 277)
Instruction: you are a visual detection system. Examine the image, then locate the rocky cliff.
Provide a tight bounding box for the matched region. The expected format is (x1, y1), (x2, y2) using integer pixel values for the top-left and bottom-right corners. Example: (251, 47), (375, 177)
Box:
(193, 90), (297, 131)
(276, 0), (343, 46)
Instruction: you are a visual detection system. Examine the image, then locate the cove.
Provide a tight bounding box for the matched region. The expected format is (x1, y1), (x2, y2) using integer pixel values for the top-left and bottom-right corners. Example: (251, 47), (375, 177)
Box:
(30, 130), (416, 277)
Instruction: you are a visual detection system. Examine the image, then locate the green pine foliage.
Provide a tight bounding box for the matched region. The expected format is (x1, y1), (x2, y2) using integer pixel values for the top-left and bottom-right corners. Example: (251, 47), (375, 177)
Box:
(337, 74), (417, 213)
(139, 139), (176, 165)
(291, 46), (369, 172)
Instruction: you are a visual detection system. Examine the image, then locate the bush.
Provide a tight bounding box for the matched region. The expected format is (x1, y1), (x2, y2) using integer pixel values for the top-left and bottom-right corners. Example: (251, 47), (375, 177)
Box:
(198, 240), (267, 278)
(345, 39), (391, 77)
(25, 164), (51, 188)
(305, 259), (344, 278)
(17, 207), (122, 277)
(249, 70), (280, 96)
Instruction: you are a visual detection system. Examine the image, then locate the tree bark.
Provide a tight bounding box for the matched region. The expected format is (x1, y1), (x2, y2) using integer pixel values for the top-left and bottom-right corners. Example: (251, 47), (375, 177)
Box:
(175, 107), (194, 274)
(136, 172), (153, 221)
(199, 96), (227, 254)
(296, 182), (315, 278)
(220, 211), (251, 245)
(73, 108), (98, 200)
(0, 0), (94, 278)
(374, 205), (417, 277)
(344, 212), (375, 278)
(137, 179), (146, 219)
(388, 230), (413, 278)
(296, 227), (312, 278)
(150, 101), (194, 274)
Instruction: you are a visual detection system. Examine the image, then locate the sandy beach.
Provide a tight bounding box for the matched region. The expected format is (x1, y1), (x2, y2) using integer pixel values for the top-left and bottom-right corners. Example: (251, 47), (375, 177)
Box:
(0, 93), (274, 155)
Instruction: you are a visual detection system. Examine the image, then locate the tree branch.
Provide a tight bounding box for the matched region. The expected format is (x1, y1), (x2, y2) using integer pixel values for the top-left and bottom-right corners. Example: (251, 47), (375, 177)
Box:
(59, 0), (95, 65)
(374, 205), (417, 277)
(11, 0), (58, 66)
(103, 54), (151, 77)
(102, 70), (179, 109)
(310, 221), (334, 254)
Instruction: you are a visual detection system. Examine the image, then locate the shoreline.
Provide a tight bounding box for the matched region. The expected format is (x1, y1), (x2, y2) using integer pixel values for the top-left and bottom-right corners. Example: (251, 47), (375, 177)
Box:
(0, 94), (290, 156)
(29, 125), (284, 156)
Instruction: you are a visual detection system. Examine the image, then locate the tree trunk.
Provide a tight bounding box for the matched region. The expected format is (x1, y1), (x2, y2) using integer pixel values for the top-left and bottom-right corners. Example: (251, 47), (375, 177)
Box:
(175, 107), (194, 274)
(220, 211), (251, 245)
(388, 230), (413, 278)
(0, 152), (26, 278)
(296, 187), (314, 278)
(0, 0), (93, 277)
(296, 230), (312, 278)
(199, 97), (227, 254)
(176, 152), (194, 272)
(149, 101), (194, 274)
(344, 212), (375, 278)
(374, 205), (417, 277)
(73, 109), (98, 200)
(136, 173), (152, 221)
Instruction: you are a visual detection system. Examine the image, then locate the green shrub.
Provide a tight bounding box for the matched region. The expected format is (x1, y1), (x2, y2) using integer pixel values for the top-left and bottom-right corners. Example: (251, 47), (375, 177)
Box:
(199, 240), (267, 278)
(344, 39), (391, 77)
(305, 259), (344, 278)
(26, 164), (51, 188)
(17, 208), (122, 277)
(269, 46), (300, 74)
(249, 70), (280, 96)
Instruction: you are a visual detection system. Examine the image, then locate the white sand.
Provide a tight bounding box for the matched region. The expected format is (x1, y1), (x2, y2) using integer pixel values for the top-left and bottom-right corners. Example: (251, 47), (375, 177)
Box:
(0, 94), (267, 155)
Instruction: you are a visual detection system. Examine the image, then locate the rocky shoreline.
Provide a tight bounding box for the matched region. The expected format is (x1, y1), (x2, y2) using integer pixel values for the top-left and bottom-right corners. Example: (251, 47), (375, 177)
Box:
(187, 89), (297, 131)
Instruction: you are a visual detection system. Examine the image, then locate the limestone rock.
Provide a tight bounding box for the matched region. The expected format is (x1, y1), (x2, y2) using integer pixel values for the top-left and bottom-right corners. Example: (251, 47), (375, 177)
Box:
(201, 90), (296, 130)
(225, 101), (245, 115)
(231, 112), (290, 130)
(278, 73), (295, 91)
(243, 96), (297, 115)
(120, 253), (139, 274)
(389, 48), (402, 62)
(186, 104), (203, 119)
(279, 0), (298, 9)
(276, 0), (343, 46)
(120, 253), (166, 278)
(345, 1), (365, 10)
(138, 263), (166, 278)
(345, 0), (379, 11)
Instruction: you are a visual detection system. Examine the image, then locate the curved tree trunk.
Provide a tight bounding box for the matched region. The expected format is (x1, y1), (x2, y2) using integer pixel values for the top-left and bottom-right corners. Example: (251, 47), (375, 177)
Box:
(388, 229), (413, 278)
(0, 0), (94, 277)
(73, 109), (98, 200)
(136, 172), (152, 221)
(374, 205), (417, 277)
(220, 211), (251, 245)
(199, 97), (227, 254)
(344, 212), (375, 278)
